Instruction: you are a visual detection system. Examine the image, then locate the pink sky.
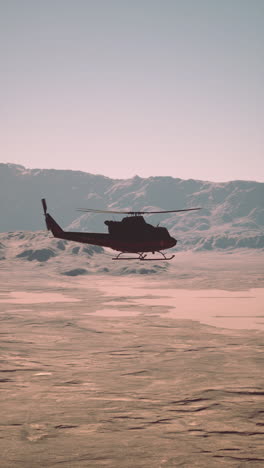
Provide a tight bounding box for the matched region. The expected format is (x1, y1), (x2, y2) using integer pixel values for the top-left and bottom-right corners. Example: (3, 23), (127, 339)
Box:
(1, 1), (264, 181)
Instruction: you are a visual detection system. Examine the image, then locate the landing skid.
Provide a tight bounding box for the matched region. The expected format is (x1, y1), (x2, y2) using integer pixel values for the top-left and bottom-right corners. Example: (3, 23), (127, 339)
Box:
(112, 252), (147, 261)
(112, 251), (175, 261)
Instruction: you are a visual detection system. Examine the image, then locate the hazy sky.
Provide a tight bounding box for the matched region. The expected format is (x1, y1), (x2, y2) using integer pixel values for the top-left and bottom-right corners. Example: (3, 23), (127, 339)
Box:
(1, 0), (264, 181)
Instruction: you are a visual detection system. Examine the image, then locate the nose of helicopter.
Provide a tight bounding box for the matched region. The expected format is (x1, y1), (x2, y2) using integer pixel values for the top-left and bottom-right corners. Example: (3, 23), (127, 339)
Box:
(170, 237), (177, 248)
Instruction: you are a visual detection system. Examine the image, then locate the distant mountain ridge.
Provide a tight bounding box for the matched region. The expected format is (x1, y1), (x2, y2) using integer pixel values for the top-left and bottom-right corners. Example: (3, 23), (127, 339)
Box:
(1, 163), (263, 251)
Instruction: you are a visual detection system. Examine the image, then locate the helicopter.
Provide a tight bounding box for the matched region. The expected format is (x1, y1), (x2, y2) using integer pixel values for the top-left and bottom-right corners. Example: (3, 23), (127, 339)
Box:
(41, 199), (201, 261)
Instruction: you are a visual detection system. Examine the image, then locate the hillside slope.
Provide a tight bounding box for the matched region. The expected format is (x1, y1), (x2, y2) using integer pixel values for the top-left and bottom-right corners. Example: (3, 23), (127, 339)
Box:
(1, 163), (263, 251)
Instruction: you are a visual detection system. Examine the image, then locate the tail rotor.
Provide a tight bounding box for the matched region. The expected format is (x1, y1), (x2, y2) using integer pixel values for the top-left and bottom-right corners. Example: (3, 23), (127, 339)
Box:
(41, 198), (49, 230)
(41, 198), (64, 236)
(42, 198), (47, 215)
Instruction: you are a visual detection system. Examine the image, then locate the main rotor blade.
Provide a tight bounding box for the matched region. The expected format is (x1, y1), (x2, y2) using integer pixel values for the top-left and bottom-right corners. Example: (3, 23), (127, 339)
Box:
(76, 208), (201, 215)
(76, 209), (136, 214)
(137, 208), (202, 214)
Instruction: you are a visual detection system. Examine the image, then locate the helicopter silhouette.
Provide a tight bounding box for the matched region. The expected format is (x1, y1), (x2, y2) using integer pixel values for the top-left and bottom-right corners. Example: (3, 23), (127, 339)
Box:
(41, 199), (201, 261)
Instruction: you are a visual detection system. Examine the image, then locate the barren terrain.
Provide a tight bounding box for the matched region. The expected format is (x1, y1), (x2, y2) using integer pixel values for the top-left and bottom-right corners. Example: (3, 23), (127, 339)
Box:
(0, 252), (264, 467)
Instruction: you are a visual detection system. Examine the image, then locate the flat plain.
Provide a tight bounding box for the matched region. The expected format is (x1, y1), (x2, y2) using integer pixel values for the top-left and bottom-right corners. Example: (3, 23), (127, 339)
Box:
(0, 252), (264, 467)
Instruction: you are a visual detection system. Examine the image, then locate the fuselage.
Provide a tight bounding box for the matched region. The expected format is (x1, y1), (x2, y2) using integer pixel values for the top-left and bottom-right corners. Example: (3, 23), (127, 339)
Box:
(45, 213), (177, 253)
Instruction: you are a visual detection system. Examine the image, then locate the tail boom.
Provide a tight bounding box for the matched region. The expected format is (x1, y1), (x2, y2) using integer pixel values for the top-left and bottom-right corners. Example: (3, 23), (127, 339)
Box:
(45, 213), (65, 237)
(42, 199), (110, 245)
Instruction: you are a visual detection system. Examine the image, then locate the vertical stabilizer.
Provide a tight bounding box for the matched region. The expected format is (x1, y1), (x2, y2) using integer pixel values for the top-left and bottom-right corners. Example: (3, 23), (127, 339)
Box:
(41, 199), (64, 237)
